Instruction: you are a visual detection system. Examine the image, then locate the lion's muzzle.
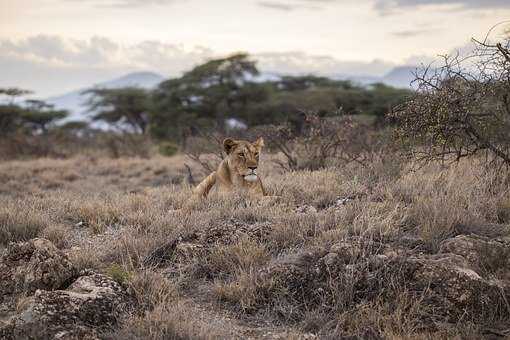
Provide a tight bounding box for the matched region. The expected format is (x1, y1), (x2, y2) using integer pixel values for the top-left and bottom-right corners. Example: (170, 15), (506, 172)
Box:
(244, 169), (258, 182)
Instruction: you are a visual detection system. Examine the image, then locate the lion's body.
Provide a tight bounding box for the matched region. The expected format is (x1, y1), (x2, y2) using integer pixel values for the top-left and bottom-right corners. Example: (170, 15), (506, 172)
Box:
(193, 138), (267, 198)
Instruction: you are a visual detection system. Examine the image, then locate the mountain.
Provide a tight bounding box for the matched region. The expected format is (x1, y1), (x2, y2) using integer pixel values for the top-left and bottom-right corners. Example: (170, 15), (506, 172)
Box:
(46, 72), (165, 123)
(333, 66), (418, 89)
(381, 66), (418, 89)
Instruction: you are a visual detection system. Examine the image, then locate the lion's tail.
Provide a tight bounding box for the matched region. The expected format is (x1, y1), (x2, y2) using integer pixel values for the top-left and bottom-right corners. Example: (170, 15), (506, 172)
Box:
(193, 171), (217, 197)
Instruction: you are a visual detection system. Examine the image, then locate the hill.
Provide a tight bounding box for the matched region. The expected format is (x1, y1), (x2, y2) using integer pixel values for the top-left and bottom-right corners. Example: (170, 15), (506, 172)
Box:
(46, 72), (165, 123)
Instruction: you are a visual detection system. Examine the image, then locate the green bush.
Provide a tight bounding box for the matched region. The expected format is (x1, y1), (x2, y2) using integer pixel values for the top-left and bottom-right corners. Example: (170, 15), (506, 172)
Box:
(105, 264), (132, 285)
(158, 142), (179, 157)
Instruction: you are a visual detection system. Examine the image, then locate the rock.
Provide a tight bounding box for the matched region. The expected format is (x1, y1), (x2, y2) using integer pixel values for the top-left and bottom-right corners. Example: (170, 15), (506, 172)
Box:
(0, 239), (133, 339)
(0, 238), (77, 310)
(439, 235), (510, 273)
(454, 223), (510, 238)
(403, 253), (503, 310)
(250, 237), (510, 327)
(4, 271), (132, 340)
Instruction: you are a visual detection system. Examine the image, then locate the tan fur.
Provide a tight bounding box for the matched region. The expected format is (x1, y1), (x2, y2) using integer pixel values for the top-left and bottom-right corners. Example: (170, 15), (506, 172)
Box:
(193, 137), (267, 198)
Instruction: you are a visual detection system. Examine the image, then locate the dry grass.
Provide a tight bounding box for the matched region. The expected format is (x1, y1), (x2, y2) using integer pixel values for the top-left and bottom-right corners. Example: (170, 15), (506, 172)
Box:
(1, 153), (510, 338)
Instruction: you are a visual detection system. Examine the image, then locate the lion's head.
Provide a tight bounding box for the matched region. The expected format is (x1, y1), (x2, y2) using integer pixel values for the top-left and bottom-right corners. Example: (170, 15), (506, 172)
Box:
(223, 137), (265, 182)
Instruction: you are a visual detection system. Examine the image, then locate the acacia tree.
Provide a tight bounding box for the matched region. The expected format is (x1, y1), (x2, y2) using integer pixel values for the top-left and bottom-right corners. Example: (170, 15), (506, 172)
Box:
(84, 87), (152, 134)
(22, 100), (68, 133)
(390, 34), (510, 165)
(152, 53), (266, 142)
(0, 88), (31, 134)
(0, 88), (66, 136)
(0, 88), (32, 104)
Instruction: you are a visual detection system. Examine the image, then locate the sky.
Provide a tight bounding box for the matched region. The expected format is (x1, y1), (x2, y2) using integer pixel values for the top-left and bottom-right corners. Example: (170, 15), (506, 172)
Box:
(1, 0), (509, 97)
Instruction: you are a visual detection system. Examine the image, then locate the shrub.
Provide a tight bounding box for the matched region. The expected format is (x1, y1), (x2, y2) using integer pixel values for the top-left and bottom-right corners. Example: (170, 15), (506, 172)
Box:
(391, 36), (510, 166)
(252, 112), (393, 171)
(158, 141), (179, 157)
(0, 201), (48, 245)
(105, 264), (132, 285)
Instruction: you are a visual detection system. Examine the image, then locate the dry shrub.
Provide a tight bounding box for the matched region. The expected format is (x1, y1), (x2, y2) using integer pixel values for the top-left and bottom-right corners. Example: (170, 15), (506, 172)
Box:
(393, 161), (510, 246)
(63, 195), (123, 233)
(184, 135), (224, 174)
(105, 263), (133, 285)
(67, 246), (103, 271)
(40, 224), (70, 249)
(268, 213), (318, 249)
(0, 200), (48, 245)
(253, 113), (394, 171)
(391, 36), (510, 167)
(348, 200), (406, 237)
(496, 196), (510, 223)
(330, 295), (478, 339)
(109, 304), (229, 340)
(102, 133), (154, 159)
(206, 237), (270, 277)
(128, 270), (177, 311)
(274, 169), (348, 208)
(212, 268), (260, 313)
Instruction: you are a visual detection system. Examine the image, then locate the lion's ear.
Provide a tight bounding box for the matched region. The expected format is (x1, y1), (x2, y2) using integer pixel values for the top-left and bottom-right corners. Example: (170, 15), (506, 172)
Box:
(253, 137), (264, 149)
(223, 138), (238, 154)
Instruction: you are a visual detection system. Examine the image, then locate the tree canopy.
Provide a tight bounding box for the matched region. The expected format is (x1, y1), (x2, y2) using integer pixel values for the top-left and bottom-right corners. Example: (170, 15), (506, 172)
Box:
(0, 88), (68, 136)
(84, 87), (152, 134)
(82, 53), (411, 145)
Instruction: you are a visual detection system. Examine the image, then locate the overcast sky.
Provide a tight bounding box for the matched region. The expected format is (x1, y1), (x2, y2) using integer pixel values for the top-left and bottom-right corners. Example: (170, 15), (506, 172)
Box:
(1, 0), (509, 97)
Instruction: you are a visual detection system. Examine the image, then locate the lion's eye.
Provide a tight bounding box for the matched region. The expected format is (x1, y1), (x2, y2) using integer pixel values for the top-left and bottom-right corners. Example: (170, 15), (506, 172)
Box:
(255, 153), (259, 158)
(239, 153), (245, 158)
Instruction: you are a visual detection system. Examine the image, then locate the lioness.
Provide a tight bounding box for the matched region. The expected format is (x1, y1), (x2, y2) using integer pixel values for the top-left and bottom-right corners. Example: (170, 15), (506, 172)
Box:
(193, 137), (267, 198)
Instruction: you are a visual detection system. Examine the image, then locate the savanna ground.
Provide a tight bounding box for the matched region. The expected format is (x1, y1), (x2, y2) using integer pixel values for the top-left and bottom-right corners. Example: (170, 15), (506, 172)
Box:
(1, 150), (510, 339)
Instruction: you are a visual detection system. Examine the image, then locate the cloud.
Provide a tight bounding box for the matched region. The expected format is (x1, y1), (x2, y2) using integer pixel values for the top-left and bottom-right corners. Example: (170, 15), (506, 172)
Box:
(258, 1), (298, 11)
(374, 0), (510, 14)
(257, 0), (332, 11)
(0, 35), (213, 96)
(0, 35), (396, 97)
(391, 28), (437, 38)
(65, 0), (183, 9)
(255, 51), (394, 76)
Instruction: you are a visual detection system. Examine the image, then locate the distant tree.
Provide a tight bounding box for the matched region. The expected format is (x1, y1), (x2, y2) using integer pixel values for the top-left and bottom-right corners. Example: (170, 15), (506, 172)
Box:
(0, 87), (32, 104)
(243, 76), (411, 127)
(360, 83), (411, 120)
(276, 75), (345, 91)
(151, 55), (411, 145)
(21, 100), (68, 133)
(84, 87), (152, 134)
(0, 88), (31, 135)
(0, 104), (24, 136)
(391, 36), (510, 165)
(0, 88), (68, 141)
(153, 53), (266, 141)
(59, 121), (90, 131)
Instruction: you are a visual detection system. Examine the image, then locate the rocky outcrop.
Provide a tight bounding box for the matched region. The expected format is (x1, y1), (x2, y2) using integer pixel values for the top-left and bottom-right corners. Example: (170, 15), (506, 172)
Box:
(439, 234), (510, 274)
(0, 239), (133, 340)
(399, 253), (509, 321)
(0, 238), (77, 296)
(250, 235), (510, 327)
(0, 238), (78, 314)
(5, 272), (132, 340)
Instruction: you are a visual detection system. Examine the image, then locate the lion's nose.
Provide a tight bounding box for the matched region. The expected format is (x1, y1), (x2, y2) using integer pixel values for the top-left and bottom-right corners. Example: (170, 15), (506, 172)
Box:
(248, 166), (257, 171)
